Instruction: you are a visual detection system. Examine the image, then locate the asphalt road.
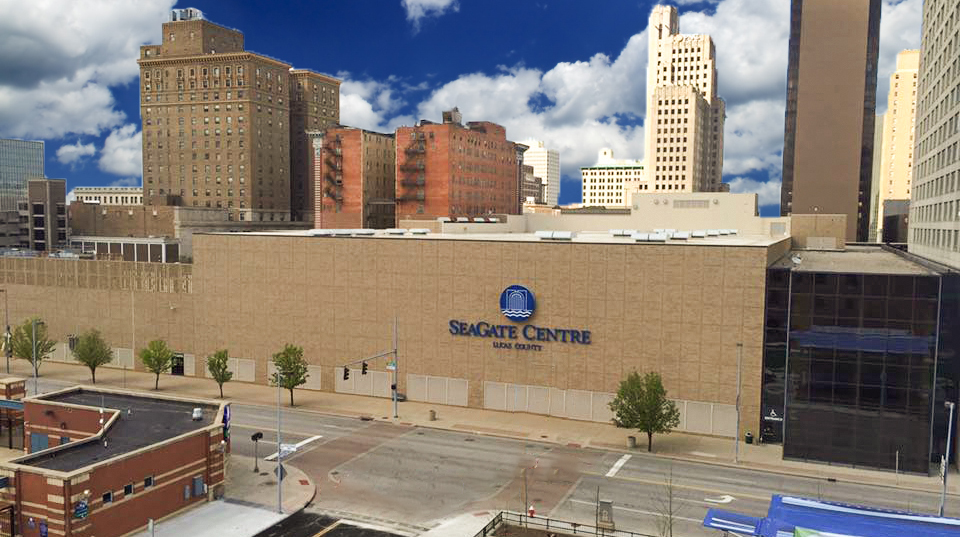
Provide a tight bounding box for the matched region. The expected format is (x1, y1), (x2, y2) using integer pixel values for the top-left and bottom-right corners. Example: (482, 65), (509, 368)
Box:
(30, 378), (955, 537)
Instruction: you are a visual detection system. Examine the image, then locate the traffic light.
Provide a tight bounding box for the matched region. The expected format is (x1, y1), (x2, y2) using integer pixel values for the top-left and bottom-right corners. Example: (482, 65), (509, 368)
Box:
(343, 367), (350, 381)
(361, 362), (368, 375)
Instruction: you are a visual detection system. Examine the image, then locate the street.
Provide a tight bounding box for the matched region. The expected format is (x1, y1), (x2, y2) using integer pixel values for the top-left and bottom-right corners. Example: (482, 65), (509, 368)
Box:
(31, 378), (951, 537)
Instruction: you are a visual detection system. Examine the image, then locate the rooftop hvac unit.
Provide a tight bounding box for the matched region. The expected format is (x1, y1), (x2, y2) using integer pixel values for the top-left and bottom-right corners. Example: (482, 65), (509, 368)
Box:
(385, 229), (406, 235)
(472, 218), (485, 223)
(437, 217), (451, 223)
(456, 217), (470, 223)
(692, 230), (707, 238)
(671, 232), (690, 240)
(409, 229), (430, 235)
(707, 229), (720, 236)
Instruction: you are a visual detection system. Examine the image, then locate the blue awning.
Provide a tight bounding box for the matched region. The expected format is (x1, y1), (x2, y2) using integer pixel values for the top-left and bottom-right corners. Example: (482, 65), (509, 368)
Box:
(704, 508), (761, 535)
(0, 399), (22, 410)
(705, 495), (960, 537)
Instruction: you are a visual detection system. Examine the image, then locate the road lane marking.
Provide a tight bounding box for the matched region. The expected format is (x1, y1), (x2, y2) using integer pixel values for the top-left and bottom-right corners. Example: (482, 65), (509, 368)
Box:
(265, 435), (323, 461)
(583, 471), (770, 502)
(605, 454), (632, 477)
(568, 498), (703, 524)
(705, 494), (736, 504)
(313, 521), (342, 536)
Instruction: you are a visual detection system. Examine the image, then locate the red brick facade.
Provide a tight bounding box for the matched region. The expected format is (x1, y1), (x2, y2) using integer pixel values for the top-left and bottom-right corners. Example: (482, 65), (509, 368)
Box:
(312, 127), (395, 229)
(395, 111), (521, 221)
(0, 390), (227, 537)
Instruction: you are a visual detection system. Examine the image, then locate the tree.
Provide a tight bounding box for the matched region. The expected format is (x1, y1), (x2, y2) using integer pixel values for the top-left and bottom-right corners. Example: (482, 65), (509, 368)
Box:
(72, 329), (113, 384)
(609, 371), (680, 452)
(11, 317), (56, 378)
(270, 344), (308, 406)
(206, 349), (233, 398)
(139, 339), (173, 390)
(652, 467), (684, 537)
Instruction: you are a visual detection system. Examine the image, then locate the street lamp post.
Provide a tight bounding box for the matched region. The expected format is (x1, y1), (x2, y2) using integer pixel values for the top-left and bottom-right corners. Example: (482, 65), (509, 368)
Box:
(941, 400), (955, 517)
(735, 343), (743, 464)
(31, 319), (44, 396)
(276, 370), (283, 514)
(0, 289), (8, 373)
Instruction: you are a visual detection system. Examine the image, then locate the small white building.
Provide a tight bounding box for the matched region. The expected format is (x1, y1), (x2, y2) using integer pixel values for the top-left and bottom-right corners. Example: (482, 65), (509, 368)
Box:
(68, 186), (143, 206)
(580, 148), (646, 208)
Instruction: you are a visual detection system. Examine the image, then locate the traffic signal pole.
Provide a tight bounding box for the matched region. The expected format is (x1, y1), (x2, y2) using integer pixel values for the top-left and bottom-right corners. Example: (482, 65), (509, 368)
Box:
(340, 318), (399, 418)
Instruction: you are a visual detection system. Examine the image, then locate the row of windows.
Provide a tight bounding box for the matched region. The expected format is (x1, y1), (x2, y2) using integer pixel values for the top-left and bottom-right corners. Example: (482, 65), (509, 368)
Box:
(102, 475), (154, 504)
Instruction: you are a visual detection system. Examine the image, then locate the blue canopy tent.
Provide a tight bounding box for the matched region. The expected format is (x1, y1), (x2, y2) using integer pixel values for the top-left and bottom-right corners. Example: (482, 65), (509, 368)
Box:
(704, 495), (960, 536)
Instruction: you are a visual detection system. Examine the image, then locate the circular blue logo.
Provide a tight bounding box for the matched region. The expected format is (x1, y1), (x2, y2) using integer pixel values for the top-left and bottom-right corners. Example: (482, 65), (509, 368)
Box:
(500, 285), (536, 321)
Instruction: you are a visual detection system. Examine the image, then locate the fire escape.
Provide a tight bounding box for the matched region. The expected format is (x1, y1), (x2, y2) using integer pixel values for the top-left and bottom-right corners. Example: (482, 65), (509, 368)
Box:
(323, 135), (344, 212)
(398, 127), (426, 209)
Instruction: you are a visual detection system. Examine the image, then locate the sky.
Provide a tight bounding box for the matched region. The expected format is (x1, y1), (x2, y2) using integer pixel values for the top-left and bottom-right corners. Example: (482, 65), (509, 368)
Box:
(0, 0), (923, 216)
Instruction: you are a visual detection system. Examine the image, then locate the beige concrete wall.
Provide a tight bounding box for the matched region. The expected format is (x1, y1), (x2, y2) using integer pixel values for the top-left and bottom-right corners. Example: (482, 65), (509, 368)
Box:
(2, 233), (770, 439)
(790, 214), (847, 250)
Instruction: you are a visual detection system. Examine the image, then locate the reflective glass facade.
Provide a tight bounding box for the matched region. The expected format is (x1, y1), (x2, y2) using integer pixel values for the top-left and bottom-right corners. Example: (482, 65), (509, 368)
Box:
(0, 139), (44, 212)
(762, 260), (960, 474)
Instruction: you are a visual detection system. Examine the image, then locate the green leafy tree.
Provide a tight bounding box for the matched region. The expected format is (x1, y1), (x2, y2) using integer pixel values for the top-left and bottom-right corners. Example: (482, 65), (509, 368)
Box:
(270, 344), (308, 406)
(72, 329), (113, 384)
(609, 371), (680, 452)
(139, 339), (173, 390)
(206, 349), (233, 398)
(11, 317), (56, 378)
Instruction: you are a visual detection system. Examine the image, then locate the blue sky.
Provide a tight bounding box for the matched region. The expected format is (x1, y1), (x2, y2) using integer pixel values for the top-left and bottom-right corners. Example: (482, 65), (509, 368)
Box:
(0, 0), (922, 216)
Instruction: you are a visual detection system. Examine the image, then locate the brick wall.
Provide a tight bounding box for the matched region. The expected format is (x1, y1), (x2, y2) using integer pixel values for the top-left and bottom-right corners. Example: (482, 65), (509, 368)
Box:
(68, 205), (176, 238)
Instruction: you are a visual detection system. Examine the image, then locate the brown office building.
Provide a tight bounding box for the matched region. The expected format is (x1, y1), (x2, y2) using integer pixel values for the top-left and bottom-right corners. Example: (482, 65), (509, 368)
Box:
(290, 70), (341, 223)
(779, 0), (882, 242)
(310, 127), (396, 229)
(395, 108), (522, 220)
(138, 8), (339, 224)
(21, 178), (67, 252)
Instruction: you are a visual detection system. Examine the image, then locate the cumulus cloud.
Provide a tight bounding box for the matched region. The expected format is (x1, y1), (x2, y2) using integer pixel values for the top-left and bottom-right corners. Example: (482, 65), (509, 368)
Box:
(109, 177), (141, 187)
(728, 176), (782, 207)
(56, 140), (96, 165)
(401, 0), (459, 32)
(98, 124), (142, 177)
(0, 0), (174, 139)
(338, 74), (417, 132)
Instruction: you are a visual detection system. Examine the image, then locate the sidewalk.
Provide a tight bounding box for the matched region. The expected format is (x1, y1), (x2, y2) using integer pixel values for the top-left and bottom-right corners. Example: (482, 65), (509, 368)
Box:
(18, 359), (957, 497)
(129, 455), (315, 537)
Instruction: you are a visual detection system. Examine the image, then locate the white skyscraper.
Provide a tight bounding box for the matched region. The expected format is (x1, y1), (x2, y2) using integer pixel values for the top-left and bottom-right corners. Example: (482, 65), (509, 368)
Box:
(908, 0), (960, 268)
(521, 140), (560, 206)
(581, 148), (646, 207)
(643, 5), (725, 193)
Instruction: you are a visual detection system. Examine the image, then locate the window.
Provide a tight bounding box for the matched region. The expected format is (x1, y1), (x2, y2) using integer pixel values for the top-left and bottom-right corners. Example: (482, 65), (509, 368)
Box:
(103, 491), (113, 503)
(124, 483), (134, 496)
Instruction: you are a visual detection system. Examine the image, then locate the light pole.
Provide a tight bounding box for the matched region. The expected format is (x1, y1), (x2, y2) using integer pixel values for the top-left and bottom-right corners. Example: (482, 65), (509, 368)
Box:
(735, 342), (743, 464)
(0, 289), (8, 374)
(941, 400), (955, 517)
(276, 370), (283, 514)
(32, 319), (44, 396)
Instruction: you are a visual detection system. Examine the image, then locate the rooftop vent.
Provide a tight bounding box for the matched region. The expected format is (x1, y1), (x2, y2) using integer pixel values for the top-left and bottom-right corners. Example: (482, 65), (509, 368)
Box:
(706, 229), (720, 237)
(671, 232), (690, 240)
(456, 217), (470, 223)
(409, 229), (430, 235)
(692, 230), (707, 238)
(536, 231), (575, 241)
(472, 218), (485, 223)
(385, 229), (406, 235)
(437, 217), (452, 223)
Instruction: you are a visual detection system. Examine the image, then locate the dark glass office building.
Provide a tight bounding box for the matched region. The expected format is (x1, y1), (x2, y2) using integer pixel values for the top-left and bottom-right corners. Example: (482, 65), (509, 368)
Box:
(762, 246), (960, 474)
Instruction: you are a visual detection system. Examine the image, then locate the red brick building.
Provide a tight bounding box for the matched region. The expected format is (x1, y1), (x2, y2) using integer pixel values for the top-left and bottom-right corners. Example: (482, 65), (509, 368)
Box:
(0, 387), (228, 537)
(395, 108), (522, 221)
(310, 127), (396, 229)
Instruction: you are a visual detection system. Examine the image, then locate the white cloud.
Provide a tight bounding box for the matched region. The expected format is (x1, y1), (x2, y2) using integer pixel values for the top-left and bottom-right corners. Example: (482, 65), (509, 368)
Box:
(401, 0), (459, 32)
(728, 176), (782, 206)
(0, 0), (174, 139)
(98, 124), (141, 177)
(875, 0), (922, 114)
(56, 139), (96, 165)
(109, 177), (140, 187)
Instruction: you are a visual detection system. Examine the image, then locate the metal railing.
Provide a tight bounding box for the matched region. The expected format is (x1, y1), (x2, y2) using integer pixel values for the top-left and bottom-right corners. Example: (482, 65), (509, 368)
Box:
(473, 511), (657, 537)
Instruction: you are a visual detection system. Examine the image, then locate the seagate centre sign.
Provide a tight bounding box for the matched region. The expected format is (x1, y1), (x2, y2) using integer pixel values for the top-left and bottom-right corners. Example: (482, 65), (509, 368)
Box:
(448, 285), (592, 351)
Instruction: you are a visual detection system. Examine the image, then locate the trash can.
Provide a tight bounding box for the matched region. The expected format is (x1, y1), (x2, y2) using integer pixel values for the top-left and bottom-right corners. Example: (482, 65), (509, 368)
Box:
(627, 436), (637, 449)
(428, 409), (437, 421)
(745, 432), (754, 445)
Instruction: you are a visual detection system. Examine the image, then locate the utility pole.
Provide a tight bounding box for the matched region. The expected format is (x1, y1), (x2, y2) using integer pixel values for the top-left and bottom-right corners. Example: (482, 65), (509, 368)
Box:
(392, 316), (398, 420)
(277, 370), (283, 514)
(735, 342), (743, 463)
(941, 400), (955, 517)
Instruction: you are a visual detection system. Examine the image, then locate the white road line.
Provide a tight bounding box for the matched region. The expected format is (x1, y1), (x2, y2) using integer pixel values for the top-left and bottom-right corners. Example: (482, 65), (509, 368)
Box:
(264, 435), (323, 461)
(568, 498), (702, 524)
(605, 454), (632, 477)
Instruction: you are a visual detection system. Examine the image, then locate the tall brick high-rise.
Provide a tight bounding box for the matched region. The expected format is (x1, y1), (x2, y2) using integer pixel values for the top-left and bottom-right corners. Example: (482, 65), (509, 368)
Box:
(395, 108), (521, 220)
(138, 8), (339, 223)
(310, 127), (396, 229)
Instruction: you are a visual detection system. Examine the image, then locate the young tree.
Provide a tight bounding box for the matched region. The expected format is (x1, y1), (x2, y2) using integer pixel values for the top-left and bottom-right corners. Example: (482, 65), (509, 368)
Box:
(139, 339), (173, 390)
(270, 344), (308, 406)
(72, 329), (113, 384)
(11, 317), (56, 378)
(206, 349), (233, 398)
(609, 371), (680, 452)
(652, 467), (684, 537)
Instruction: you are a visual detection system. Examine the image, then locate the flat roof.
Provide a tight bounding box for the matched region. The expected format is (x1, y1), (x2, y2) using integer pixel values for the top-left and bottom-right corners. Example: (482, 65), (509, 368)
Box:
(199, 229), (785, 248)
(16, 389), (218, 472)
(772, 246), (938, 276)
